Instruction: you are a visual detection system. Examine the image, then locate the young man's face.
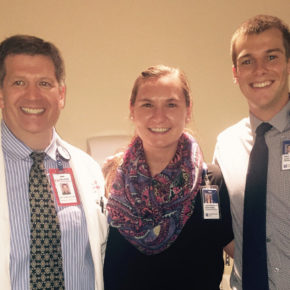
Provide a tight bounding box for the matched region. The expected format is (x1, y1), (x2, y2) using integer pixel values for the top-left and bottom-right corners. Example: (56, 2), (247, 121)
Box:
(0, 54), (65, 145)
(233, 28), (290, 120)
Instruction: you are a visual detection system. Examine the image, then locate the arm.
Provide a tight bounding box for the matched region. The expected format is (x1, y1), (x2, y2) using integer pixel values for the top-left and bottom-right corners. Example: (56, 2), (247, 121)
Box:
(207, 164), (234, 251)
(224, 239), (234, 258)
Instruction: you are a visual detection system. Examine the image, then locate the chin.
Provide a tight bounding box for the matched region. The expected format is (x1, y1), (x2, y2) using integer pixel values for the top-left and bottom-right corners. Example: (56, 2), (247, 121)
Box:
(22, 125), (52, 135)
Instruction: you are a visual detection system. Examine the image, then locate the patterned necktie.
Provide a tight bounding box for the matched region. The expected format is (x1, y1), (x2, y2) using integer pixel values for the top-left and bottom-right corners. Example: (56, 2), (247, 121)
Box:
(29, 152), (65, 289)
(242, 122), (272, 290)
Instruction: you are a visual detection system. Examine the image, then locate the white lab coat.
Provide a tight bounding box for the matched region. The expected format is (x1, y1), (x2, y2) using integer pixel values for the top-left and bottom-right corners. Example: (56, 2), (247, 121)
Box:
(0, 133), (108, 290)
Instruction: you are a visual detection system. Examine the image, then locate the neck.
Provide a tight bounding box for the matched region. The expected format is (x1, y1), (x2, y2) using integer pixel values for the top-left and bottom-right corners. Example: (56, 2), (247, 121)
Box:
(14, 129), (52, 151)
(250, 93), (289, 121)
(144, 145), (177, 177)
(27, 138), (51, 151)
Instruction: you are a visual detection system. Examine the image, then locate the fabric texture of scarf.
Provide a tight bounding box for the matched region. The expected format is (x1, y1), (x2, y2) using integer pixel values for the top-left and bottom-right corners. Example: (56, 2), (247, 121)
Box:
(106, 133), (203, 255)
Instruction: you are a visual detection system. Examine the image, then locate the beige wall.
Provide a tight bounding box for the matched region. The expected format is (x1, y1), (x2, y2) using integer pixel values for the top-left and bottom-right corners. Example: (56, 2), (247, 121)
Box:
(0, 0), (289, 161)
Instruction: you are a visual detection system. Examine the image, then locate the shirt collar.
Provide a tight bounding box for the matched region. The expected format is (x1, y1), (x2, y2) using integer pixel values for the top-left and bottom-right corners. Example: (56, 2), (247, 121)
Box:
(249, 97), (290, 134)
(1, 120), (58, 161)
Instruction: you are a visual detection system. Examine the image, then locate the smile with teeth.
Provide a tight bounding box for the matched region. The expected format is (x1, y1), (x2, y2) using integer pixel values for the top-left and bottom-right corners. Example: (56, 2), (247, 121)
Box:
(251, 80), (273, 88)
(21, 107), (45, 114)
(149, 128), (170, 133)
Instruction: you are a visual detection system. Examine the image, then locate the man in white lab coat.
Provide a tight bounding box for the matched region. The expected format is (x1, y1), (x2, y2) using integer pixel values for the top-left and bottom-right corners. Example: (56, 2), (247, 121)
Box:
(0, 34), (108, 290)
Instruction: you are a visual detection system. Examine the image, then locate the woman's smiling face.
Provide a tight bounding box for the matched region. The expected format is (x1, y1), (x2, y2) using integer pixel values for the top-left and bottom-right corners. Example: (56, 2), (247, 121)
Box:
(130, 74), (191, 154)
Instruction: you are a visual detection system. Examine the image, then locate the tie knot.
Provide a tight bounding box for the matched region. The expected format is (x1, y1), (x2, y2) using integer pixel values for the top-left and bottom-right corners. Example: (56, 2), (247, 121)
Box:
(256, 122), (272, 136)
(30, 152), (46, 163)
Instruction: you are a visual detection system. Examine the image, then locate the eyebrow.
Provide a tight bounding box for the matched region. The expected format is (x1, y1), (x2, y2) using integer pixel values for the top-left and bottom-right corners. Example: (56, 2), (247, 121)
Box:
(238, 48), (284, 60)
(166, 98), (179, 102)
(136, 98), (152, 102)
(266, 48), (284, 54)
(137, 97), (179, 102)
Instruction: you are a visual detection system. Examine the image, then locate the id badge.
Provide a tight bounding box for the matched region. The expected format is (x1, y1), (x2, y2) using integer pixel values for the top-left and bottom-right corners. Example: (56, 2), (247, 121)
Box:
(49, 168), (81, 206)
(200, 185), (220, 220)
(282, 140), (290, 170)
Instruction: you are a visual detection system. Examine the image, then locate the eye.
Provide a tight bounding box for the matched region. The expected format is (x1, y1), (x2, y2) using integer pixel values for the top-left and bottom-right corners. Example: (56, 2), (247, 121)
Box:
(141, 103), (153, 108)
(13, 80), (25, 86)
(168, 103), (177, 108)
(268, 55), (277, 61)
(39, 81), (52, 87)
(241, 59), (252, 65)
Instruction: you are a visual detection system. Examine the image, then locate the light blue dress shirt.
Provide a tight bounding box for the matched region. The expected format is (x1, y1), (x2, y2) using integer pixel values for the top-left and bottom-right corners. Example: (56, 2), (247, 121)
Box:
(2, 121), (95, 290)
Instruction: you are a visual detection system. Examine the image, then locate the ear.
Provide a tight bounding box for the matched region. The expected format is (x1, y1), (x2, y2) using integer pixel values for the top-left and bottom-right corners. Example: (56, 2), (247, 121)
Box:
(0, 88), (4, 109)
(129, 105), (134, 120)
(59, 85), (66, 109)
(287, 58), (290, 75)
(232, 65), (239, 84)
(185, 105), (192, 124)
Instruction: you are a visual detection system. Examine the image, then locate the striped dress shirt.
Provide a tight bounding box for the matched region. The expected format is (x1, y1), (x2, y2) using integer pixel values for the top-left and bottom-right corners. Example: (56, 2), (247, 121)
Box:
(2, 121), (95, 290)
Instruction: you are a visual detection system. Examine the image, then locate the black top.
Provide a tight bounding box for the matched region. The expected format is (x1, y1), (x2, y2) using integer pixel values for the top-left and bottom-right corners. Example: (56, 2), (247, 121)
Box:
(104, 164), (233, 290)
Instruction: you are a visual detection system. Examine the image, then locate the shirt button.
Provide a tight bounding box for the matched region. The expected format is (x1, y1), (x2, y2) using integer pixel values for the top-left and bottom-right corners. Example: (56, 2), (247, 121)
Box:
(274, 267), (280, 272)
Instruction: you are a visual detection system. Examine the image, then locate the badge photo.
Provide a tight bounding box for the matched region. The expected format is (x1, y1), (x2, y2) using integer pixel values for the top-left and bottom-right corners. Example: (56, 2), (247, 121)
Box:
(282, 140), (290, 170)
(49, 168), (80, 206)
(201, 186), (220, 220)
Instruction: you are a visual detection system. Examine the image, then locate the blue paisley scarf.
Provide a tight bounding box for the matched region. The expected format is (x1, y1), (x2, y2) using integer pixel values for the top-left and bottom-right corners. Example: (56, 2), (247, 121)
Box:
(106, 133), (203, 255)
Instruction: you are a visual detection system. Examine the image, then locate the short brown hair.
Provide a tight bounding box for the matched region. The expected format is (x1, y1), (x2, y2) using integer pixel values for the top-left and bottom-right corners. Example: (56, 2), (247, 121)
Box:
(0, 34), (65, 87)
(231, 15), (290, 68)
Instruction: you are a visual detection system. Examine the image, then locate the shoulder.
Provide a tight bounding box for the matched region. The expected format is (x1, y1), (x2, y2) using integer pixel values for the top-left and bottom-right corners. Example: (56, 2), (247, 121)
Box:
(217, 117), (250, 143)
(102, 152), (124, 176)
(206, 163), (223, 186)
(214, 118), (251, 163)
(59, 138), (98, 163)
(57, 138), (103, 178)
(102, 152), (125, 197)
(60, 140), (106, 197)
(205, 164), (230, 204)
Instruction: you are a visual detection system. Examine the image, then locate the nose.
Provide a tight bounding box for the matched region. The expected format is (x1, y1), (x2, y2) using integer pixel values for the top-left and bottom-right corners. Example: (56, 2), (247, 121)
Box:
(152, 107), (166, 122)
(25, 84), (41, 100)
(253, 59), (268, 75)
